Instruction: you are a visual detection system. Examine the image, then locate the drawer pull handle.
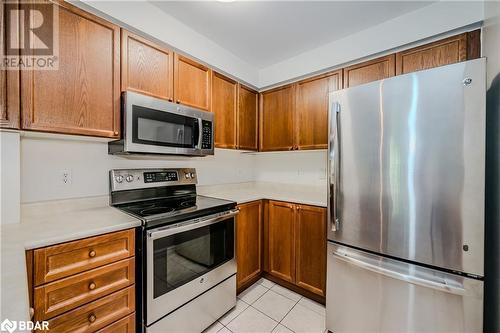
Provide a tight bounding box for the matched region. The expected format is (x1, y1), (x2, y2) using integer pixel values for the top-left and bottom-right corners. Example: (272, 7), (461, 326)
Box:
(89, 250), (96, 258)
(88, 282), (96, 290)
(88, 314), (96, 323)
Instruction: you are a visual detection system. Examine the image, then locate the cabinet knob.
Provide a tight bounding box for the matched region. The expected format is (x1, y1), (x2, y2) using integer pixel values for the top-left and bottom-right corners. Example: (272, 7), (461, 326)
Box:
(88, 314), (97, 323)
(89, 282), (96, 290)
(113, 131), (119, 135)
(176, 99), (181, 104)
(168, 98), (173, 102)
(89, 250), (96, 258)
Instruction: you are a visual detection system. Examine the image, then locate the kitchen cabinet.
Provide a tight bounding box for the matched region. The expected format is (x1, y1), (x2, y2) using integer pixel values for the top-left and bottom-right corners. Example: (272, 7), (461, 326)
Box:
(295, 71), (342, 150)
(0, 1), (20, 129)
(174, 54), (212, 111)
(343, 54), (396, 88)
(212, 72), (238, 148)
(20, 1), (121, 138)
(238, 85), (259, 151)
(121, 30), (174, 101)
(266, 201), (327, 297)
(259, 85), (295, 151)
(295, 205), (326, 296)
(236, 201), (262, 290)
(395, 30), (481, 75)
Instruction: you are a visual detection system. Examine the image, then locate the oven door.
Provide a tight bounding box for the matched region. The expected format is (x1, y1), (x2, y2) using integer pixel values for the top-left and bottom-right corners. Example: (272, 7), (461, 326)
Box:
(123, 91), (214, 156)
(146, 210), (237, 326)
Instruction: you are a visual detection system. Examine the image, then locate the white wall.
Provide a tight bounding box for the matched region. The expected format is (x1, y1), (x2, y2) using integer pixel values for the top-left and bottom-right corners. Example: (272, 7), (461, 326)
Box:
(20, 135), (255, 203)
(0, 131), (20, 224)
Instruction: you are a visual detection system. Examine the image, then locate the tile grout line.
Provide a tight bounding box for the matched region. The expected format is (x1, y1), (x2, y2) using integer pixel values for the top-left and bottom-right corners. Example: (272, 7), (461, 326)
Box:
(226, 286), (271, 328)
(277, 297), (302, 333)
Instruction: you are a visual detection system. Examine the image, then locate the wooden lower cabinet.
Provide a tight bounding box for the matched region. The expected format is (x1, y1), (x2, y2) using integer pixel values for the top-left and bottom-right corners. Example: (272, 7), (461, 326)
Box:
(96, 314), (135, 333)
(266, 200), (326, 297)
(236, 201), (262, 290)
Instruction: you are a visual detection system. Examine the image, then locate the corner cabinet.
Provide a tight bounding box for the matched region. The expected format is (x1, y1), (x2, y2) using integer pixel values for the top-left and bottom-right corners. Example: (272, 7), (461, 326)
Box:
(237, 85), (259, 151)
(121, 30), (174, 101)
(236, 201), (263, 291)
(266, 201), (326, 297)
(343, 54), (395, 88)
(212, 72), (238, 148)
(20, 1), (121, 138)
(174, 54), (212, 111)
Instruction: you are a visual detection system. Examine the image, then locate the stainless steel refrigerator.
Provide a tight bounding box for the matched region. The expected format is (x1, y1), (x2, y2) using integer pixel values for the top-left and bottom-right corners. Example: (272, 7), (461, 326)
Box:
(326, 58), (486, 333)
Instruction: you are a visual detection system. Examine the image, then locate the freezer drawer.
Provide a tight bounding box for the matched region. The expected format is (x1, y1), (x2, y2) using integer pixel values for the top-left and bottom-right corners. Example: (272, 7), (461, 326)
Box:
(326, 243), (483, 333)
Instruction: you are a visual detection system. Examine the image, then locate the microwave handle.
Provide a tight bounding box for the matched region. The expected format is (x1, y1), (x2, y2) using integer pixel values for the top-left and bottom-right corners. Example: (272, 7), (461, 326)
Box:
(195, 118), (202, 149)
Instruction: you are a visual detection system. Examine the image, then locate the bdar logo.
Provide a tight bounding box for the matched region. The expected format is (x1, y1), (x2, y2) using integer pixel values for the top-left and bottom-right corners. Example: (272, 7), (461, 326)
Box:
(0, 319), (17, 333)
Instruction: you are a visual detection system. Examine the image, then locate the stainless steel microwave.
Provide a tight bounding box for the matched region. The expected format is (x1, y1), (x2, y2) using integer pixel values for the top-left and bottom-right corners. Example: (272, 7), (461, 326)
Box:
(109, 91), (214, 156)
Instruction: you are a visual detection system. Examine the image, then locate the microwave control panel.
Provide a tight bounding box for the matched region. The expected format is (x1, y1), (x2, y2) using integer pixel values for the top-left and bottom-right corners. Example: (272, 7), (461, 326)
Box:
(201, 120), (212, 149)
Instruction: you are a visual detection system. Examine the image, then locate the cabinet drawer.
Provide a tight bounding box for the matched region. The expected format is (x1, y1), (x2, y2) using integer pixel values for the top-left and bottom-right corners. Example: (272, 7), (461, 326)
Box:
(34, 258), (135, 320)
(96, 313), (136, 333)
(34, 229), (135, 285)
(41, 286), (135, 333)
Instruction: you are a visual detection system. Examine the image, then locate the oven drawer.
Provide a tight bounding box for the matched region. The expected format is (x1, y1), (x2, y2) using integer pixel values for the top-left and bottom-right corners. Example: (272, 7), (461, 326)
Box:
(34, 230), (135, 285)
(96, 313), (136, 333)
(34, 258), (135, 320)
(40, 286), (135, 333)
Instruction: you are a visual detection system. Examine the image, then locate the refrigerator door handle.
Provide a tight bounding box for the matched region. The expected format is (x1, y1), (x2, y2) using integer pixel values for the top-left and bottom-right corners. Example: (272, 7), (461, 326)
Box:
(330, 251), (466, 296)
(329, 102), (341, 232)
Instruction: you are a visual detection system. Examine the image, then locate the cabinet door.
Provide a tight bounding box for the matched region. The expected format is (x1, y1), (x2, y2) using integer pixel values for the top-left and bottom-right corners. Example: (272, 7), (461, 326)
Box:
(343, 55), (395, 88)
(174, 54), (211, 111)
(121, 30), (173, 101)
(268, 201), (296, 283)
(295, 71), (342, 150)
(212, 72), (237, 148)
(20, 1), (121, 138)
(0, 1), (20, 129)
(259, 85), (295, 151)
(236, 201), (262, 289)
(238, 85), (258, 151)
(395, 33), (469, 75)
(295, 205), (326, 296)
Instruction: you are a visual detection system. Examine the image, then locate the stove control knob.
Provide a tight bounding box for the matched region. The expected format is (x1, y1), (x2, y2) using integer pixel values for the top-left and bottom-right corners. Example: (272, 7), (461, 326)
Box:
(190, 172), (196, 178)
(185, 172), (191, 179)
(115, 175), (124, 183)
(125, 174), (134, 182)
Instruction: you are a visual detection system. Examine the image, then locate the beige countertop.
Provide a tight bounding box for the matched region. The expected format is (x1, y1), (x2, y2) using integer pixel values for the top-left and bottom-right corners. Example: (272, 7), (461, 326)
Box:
(0, 181), (326, 328)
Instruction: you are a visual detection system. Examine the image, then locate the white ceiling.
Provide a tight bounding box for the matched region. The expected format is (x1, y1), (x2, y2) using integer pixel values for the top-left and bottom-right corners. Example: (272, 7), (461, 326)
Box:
(151, 1), (434, 69)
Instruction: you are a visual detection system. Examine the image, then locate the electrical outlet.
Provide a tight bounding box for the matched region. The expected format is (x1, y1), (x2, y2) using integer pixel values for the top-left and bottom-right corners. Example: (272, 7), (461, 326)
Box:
(61, 169), (72, 185)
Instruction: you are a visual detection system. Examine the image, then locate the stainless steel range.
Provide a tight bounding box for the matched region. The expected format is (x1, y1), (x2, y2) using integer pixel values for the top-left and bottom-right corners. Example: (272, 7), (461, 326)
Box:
(110, 168), (237, 333)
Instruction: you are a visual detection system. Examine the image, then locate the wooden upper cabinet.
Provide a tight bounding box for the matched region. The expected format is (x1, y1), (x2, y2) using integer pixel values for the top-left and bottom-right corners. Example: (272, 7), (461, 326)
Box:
(236, 201), (262, 290)
(121, 30), (173, 101)
(268, 201), (296, 283)
(295, 205), (326, 296)
(20, 1), (121, 138)
(1, 1), (20, 129)
(260, 85), (295, 151)
(395, 31), (479, 75)
(174, 54), (212, 111)
(295, 71), (342, 150)
(343, 54), (395, 88)
(238, 85), (258, 151)
(212, 72), (237, 148)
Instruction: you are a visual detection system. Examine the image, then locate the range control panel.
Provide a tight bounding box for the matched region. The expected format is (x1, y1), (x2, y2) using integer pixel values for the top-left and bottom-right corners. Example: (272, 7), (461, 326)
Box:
(110, 168), (197, 191)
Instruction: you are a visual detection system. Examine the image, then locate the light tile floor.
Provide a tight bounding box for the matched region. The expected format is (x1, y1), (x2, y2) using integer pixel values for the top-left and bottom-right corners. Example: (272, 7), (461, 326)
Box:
(204, 278), (326, 333)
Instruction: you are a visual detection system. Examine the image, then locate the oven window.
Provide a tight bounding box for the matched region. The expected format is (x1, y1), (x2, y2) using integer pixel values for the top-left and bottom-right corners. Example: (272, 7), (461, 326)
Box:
(132, 105), (198, 148)
(153, 218), (234, 299)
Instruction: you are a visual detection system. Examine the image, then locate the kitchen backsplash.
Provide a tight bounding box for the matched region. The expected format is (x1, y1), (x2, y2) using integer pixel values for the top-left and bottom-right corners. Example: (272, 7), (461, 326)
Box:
(20, 135), (327, 203)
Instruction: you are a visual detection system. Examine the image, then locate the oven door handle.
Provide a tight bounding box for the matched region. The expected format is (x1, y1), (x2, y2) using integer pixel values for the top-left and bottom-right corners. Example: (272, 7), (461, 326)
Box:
(147, 209), (239, 240)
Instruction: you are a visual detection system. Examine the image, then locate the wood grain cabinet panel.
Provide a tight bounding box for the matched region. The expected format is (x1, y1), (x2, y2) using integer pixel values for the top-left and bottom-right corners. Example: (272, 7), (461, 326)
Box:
(20, 1), (121, 137)
(174, 54), (211, 111)
(121, 30), (174, 101)
(0, 1), (20, 129)
(236, 201), (262, 290)
(34, 258), (135, 320)
(96, 313), (135, 333)
(295, 205), (326, 296)
(268, 201), (296, 283)
(41, 286), (135, 333)
(259, 85), (295, 151)
(295, 71), (342, 150)
(238, 85), (258, 151)
(34, 229), (135, 286)
(343, 55), (395, 88)
(212, 72), (238, 148)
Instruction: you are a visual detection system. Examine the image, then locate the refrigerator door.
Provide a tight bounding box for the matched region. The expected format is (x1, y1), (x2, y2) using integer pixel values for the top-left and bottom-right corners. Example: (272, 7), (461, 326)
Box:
(326, 242), (483, 333)
(328, 58), (486, 276)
